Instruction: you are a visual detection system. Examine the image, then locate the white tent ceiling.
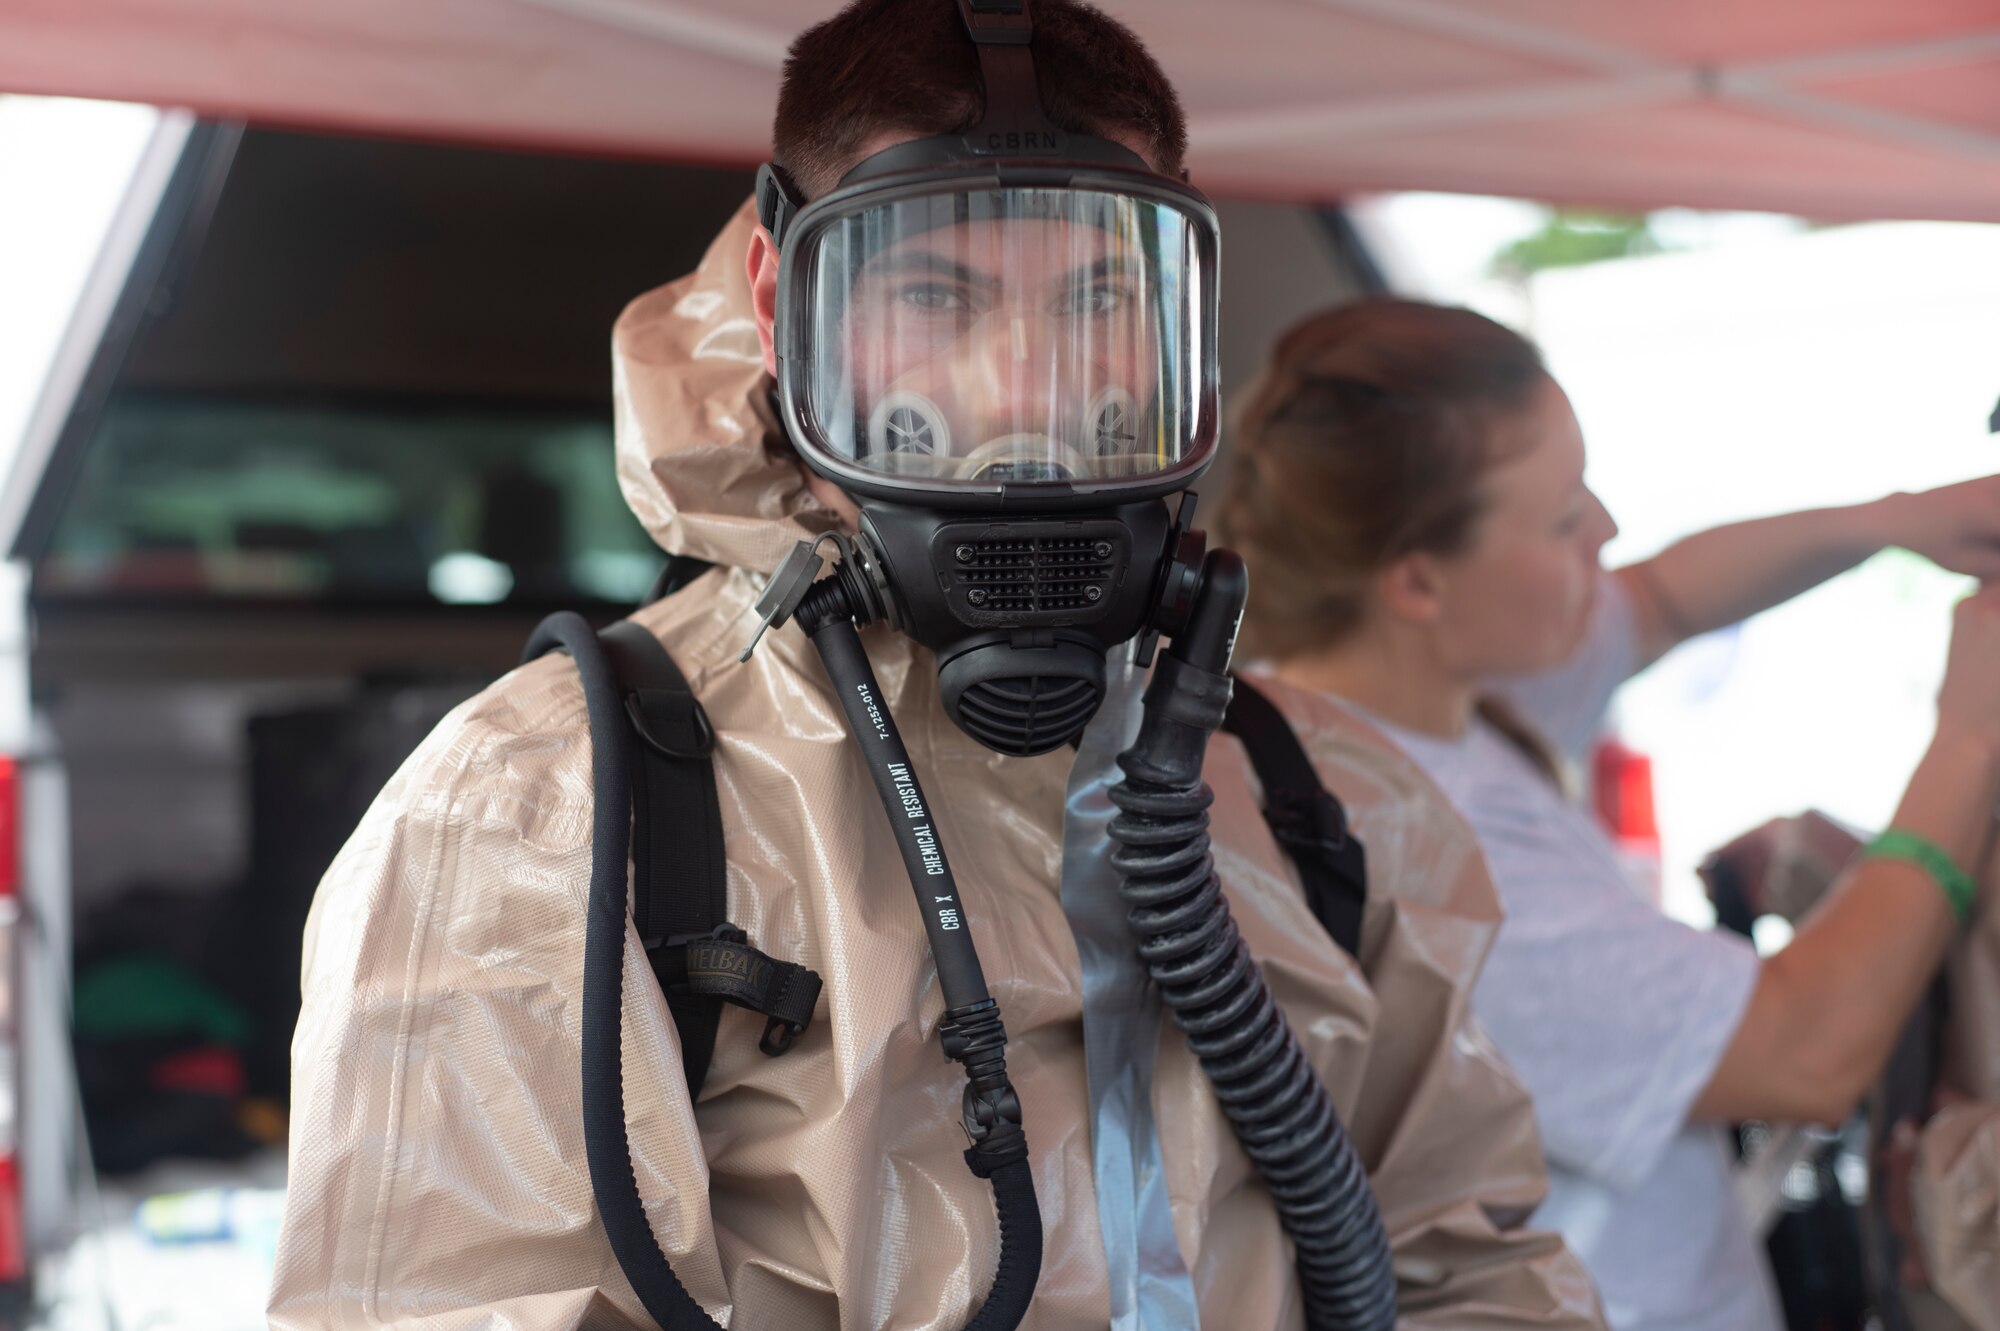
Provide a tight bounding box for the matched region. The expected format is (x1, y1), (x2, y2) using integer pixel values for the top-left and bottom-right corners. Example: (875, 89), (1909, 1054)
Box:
(2, 0), (1998, 220)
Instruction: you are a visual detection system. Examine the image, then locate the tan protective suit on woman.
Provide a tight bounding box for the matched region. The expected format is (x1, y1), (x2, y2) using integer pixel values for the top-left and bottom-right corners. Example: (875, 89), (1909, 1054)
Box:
(1905, 848), (2000, 1330)
(268, 201), (1602, 1331)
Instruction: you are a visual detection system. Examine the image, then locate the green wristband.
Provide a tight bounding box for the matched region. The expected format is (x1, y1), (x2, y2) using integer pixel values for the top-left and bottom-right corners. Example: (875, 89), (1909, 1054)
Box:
(1865, 828), (1976, 924)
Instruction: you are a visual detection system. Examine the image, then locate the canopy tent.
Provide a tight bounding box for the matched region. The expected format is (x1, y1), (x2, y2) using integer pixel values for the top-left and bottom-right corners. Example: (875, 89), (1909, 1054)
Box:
(2, 0), (1997, 221)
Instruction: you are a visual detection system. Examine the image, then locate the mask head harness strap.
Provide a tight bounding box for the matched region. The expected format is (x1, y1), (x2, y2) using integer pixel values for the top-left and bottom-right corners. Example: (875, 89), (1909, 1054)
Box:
(953, 0), (1058, 155)
(756, 0), (1147, 249)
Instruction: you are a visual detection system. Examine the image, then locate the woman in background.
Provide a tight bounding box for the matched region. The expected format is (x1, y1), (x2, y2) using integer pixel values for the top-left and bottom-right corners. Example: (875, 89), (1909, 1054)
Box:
(1213, 298), (2000, 1331)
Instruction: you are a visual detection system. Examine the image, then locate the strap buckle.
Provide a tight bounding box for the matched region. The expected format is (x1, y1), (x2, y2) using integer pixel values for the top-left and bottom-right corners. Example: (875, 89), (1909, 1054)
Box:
(654, 924), (824, 1059)
(754, 161), (804, 248)
(625, 690), (715, 760)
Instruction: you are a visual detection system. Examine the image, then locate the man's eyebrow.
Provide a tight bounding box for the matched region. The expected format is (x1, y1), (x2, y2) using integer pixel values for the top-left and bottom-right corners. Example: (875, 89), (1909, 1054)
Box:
(862, 250), (992, 287)
(1060, 254), (1142, 286)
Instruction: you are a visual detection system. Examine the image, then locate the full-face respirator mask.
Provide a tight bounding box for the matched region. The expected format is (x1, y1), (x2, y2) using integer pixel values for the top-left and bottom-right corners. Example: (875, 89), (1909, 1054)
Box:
(744, 5), (1220, 756)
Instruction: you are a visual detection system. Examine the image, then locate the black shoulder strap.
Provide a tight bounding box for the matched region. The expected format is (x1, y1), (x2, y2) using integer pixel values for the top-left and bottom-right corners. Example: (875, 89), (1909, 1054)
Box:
(598, 621), (728, 1092)
(644, 555), (715, 606)
(1222, 675), (1368, 961)
(595, 620), (820, 1098)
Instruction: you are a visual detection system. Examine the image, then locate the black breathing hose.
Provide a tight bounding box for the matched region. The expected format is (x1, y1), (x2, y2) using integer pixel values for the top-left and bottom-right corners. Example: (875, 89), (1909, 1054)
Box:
(1106, 551), (1399, 1331)
(796, 578), (1044, 1331)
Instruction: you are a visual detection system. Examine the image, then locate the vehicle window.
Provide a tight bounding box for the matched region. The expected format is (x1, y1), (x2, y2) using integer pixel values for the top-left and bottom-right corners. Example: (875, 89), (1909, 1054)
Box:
(38, 391), (661, 606)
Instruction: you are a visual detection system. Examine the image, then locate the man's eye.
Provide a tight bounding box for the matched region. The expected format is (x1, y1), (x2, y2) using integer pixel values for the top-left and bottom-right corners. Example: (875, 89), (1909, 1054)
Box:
(901, 284), (970, 312)
(1060, 283), (1130, 316)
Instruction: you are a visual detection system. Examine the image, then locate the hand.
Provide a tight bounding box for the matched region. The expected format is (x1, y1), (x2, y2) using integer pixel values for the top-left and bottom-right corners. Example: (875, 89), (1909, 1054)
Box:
(1698, 811), (1862, 923)
(1878, 1087), (1975, 1292)
(1880, 1117), (1928, 1289)
(1879, 474), (2000, 579)
(1936, 583), (2000, 755)
(1699, 821), (1783, 919)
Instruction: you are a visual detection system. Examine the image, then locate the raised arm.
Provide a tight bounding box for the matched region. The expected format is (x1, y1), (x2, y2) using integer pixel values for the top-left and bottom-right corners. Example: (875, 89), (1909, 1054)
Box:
(1618, 473), (2000, 668)
(1691, 584), (2000, 1126)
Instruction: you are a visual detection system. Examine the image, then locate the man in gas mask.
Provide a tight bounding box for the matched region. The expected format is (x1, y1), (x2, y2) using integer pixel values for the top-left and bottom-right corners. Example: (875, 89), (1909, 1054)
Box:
(271, 1), (1603, 1327)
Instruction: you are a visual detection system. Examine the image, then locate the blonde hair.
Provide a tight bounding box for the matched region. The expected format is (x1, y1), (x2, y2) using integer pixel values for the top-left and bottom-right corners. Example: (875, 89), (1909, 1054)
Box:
(1215, 298), (1562, 781)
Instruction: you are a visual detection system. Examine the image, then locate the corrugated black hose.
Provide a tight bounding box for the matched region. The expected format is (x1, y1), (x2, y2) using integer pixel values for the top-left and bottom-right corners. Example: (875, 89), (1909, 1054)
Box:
(1106, 552), (1399, 1331)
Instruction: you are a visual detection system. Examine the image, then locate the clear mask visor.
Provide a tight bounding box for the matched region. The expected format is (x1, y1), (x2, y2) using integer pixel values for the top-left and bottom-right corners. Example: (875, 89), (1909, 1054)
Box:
(795, 188), (1211, 489)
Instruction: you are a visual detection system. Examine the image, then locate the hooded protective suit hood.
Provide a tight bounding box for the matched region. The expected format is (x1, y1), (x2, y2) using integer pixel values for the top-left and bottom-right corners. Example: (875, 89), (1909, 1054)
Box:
(270, 200), (1604, 1331)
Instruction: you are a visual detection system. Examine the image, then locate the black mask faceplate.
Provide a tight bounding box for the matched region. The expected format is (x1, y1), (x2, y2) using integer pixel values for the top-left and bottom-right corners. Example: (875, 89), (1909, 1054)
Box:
(859, 499), (1176, 754)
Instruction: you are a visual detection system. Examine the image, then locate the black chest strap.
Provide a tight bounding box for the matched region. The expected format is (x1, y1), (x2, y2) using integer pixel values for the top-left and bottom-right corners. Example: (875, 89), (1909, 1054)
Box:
(1222, 675), (1369, 961)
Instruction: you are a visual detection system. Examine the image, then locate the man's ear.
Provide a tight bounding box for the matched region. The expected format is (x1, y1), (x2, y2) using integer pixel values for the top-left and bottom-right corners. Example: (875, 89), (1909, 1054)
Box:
(746, 224), (780, 377)
(1378, 553), (1447, 626)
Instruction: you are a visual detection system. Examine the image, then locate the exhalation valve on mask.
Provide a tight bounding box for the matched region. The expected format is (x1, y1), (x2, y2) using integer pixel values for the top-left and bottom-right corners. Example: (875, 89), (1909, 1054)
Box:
(740, 492), (1205, 756)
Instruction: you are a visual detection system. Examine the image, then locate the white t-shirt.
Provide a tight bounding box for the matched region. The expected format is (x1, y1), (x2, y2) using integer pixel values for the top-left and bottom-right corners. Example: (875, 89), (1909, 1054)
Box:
(1367, 575), (1783, 1331)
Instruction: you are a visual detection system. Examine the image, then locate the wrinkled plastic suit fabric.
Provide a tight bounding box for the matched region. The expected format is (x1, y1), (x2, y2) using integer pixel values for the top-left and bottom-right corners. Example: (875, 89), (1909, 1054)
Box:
(1914, 844), (2000, 1329)
(270, 199), (1604, 1330)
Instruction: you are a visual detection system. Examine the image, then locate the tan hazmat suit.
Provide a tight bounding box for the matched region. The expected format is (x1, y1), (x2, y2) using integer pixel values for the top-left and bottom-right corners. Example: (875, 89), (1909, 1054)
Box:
(1906, 845), (2000, 1330)
(269, 200), (1603, 1331)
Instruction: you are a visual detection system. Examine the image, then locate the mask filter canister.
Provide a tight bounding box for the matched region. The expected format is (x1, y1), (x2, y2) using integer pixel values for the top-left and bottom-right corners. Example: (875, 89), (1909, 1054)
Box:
(868, 390), (951, 466)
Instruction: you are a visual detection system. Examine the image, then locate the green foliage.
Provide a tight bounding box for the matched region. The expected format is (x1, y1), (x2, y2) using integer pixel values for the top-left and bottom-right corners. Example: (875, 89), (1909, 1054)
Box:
(1492, 210), (1670, 276)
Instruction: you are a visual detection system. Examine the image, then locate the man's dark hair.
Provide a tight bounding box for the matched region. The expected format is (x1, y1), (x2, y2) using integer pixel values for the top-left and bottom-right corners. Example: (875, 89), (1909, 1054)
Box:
(772, 0), (1188, 200)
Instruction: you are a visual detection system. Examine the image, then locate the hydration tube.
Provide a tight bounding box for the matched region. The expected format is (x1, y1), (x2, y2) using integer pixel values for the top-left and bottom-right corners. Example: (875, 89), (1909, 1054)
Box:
(796, 577), (1045, 1331)
(1106, 551), (1398, 1331)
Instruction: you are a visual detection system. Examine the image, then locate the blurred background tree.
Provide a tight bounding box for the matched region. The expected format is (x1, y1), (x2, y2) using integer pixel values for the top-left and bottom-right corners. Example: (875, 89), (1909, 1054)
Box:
(1492, 209), (1671, 276)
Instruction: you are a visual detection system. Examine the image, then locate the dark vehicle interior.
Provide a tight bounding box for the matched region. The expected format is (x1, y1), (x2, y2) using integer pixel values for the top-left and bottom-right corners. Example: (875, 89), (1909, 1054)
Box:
(31, 127), (754, 1165)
